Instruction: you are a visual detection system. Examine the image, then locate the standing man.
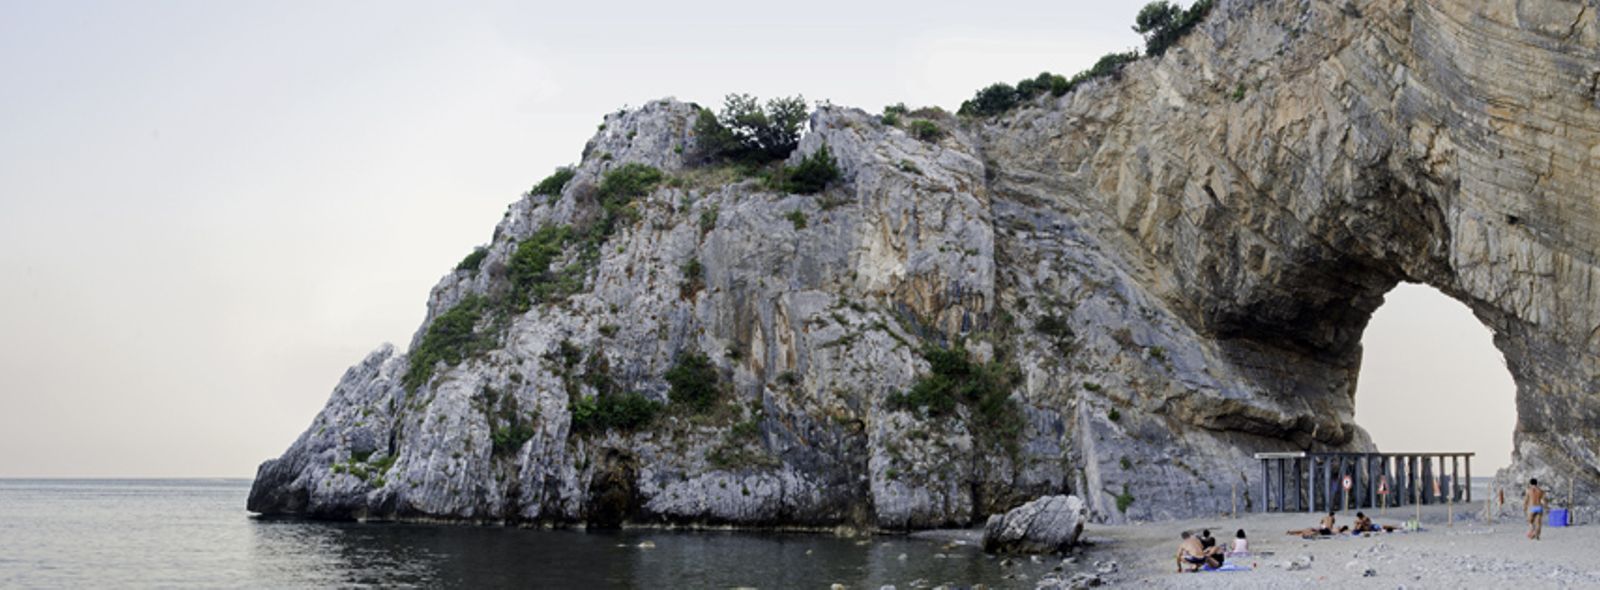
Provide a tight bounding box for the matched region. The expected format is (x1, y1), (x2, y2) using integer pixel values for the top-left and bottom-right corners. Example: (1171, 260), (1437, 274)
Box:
(1526, 478), (1547, 540)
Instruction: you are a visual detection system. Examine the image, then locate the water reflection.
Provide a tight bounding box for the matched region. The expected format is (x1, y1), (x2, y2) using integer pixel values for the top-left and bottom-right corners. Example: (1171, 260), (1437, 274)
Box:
(248, 519), (1048, 589)
(0, 480), (1065, 589)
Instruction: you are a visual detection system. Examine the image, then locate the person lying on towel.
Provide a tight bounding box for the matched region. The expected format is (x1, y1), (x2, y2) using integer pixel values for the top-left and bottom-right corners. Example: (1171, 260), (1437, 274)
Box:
(1286, 511), (1341, 536)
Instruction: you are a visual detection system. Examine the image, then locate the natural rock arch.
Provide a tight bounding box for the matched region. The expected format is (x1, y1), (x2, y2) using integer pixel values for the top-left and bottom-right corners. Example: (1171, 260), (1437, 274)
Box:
(249, 0), (1599, 526)
(980, 0), (1599, 516)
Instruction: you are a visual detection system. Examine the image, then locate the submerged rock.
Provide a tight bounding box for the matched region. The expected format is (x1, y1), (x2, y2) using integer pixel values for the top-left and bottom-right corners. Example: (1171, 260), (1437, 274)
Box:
(981, 495), (1087, 554)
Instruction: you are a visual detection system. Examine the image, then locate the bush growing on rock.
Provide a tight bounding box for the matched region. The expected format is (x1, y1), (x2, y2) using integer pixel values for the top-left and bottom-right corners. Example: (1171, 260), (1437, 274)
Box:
(597, 163), (663, 219)
(692, 94), (809, 164)
(1134, 0), (1214, 56)
(491, 422), (536, 455)
(777, 144), (840, 194)
(508, 225), (576, 308)
(680, 257), (705, 299)
(881, 103), (909, 126)
(455, 247), (488, 272)
(890, 343), (1024, 454)
(403, 295), (491, 390)
(571, 392), (661, 433)
(1072, 51), (1141, 87)
(530, 166), (576, 200)
(958, 83), (1020, 117)
(1017, 71), (1072, 99)
(666, 352), (722, 412)
(908, 119), (944, 142)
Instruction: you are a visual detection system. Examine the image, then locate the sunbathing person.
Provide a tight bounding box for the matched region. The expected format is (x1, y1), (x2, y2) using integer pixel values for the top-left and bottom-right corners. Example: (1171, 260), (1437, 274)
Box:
(1286, 511), (1339, 536)
(1176, 531), (1218, 572)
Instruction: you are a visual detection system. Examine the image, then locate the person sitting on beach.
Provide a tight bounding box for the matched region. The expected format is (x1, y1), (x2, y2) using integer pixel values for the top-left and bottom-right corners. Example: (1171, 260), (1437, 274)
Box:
(1527, 478), (1547, 540)
(1286, 511), (1338, 536)
(1176, 531), (1217, 572)
(1229, 529), (1249, 556)
(1201, 530), (1227, 566)
(1350, 511), (1398, 533)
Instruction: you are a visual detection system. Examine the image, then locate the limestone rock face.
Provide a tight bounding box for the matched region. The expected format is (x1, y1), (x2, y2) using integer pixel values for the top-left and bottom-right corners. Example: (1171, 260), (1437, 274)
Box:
(981, 495), (1088, 554)
(250, 0), (1600, 528)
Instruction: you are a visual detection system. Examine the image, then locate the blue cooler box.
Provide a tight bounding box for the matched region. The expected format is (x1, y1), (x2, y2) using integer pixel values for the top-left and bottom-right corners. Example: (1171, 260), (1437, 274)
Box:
(1549, 508), (1569, 527)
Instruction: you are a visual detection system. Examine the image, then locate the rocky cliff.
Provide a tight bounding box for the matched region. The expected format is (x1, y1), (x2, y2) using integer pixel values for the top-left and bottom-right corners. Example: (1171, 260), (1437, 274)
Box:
(250, 0), (1600, 528)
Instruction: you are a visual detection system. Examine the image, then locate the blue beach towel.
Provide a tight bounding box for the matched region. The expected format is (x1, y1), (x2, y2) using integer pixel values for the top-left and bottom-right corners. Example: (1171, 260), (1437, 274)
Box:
(1201, 564), (1251, 572)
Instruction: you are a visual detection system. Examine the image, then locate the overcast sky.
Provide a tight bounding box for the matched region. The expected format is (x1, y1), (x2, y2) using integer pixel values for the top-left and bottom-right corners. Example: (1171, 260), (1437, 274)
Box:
(0, 0), (1516, 477)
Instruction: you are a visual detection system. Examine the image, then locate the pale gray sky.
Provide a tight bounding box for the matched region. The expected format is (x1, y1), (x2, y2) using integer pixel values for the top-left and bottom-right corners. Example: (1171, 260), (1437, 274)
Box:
(0, 1), (1513, 477)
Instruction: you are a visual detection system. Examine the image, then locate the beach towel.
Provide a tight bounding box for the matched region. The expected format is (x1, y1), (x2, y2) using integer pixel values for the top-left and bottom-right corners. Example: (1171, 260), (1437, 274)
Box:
(1201, 564), (1252, 572)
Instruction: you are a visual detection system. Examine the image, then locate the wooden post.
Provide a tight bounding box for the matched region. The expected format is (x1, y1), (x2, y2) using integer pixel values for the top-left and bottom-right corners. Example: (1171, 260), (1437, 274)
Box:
(1260, 458), (1268, 512)
(1465, 455), (1472, 503)
(1277, 458), (1286, 513)
(1303, 457), (1312, 513)
(1323, 457), (1333, 513)
(1485, 482), (1492, 524)
(1569, 475), (1575, 525)
(1414, 456), (1422, 526)
(1448, 457), (1455, 527)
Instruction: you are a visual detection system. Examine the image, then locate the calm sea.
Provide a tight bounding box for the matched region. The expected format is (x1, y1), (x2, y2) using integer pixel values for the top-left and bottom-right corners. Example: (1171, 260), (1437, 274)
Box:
(0, 479), (1059, 588)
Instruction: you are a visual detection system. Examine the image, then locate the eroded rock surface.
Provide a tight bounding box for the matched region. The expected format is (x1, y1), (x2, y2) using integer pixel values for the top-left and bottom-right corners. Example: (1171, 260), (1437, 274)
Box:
(982, 495), (1088, 554)
(250, 0), (1600, 527)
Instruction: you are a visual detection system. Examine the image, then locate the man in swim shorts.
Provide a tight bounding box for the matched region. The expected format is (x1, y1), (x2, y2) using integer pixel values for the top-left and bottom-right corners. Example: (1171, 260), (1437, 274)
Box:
(1176, 531), (1216, 572)
(1527, 478), (1547, 540)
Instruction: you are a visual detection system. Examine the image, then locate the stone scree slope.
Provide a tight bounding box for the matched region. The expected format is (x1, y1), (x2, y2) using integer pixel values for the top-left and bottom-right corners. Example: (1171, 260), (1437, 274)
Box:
(250, 0), (1600, 527)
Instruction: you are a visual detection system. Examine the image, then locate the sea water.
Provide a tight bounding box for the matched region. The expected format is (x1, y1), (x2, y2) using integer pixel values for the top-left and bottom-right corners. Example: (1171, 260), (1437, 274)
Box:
(0, 479), (1062, 588)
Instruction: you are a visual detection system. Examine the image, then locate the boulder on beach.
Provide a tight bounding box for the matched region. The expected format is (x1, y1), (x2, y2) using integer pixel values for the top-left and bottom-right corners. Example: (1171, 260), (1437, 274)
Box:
(982, 495), (1087, 554)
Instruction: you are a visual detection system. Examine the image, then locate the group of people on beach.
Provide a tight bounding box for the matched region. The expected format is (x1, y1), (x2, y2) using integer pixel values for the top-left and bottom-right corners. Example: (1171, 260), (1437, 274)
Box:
(1174, 479), (1555, 573)
(1284, 510), (1397, 537)
(1174, 529), (1246, 572)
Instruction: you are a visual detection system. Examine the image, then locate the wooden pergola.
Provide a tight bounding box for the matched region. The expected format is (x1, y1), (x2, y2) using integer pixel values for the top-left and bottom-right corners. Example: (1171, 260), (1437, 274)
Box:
(1254, 452), (1474, 512)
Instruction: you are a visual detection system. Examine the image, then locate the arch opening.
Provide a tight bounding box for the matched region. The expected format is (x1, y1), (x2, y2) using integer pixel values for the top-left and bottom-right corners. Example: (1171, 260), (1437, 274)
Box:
(1352, 283), (1516, 473)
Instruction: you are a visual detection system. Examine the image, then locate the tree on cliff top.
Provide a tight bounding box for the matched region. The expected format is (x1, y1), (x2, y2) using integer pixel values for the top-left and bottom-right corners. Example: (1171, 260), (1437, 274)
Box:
(1134, 0), (1213, 56)
(692, 94), (809, 164)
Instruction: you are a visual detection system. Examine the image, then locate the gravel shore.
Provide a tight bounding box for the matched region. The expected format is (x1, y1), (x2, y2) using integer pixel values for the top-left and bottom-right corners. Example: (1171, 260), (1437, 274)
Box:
(1088, 503), (1598, 589)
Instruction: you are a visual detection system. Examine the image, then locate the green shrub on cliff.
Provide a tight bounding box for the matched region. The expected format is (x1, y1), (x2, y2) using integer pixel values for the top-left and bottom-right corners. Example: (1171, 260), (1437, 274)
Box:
(507, 225), (574, 308)
(455, 247), (488, 272)
(1134, 0), (1213, 57)
(889, 343), (1024, 453)
(908, 120), (944, 142)
(666, 352), (722, 412)
(571, 392), (661, 433)
(956, 1), (1210, 118)
(404, 295), (491, 390)
(597, 163), (662, 212)
(958, 83), (1020, 117)
(530, 166), (577, 200)
(776, 144), (840, 194)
